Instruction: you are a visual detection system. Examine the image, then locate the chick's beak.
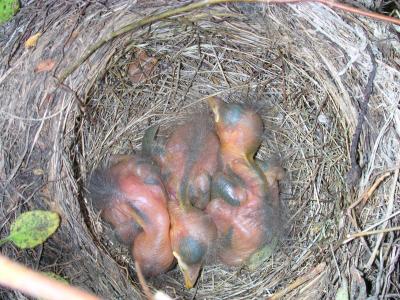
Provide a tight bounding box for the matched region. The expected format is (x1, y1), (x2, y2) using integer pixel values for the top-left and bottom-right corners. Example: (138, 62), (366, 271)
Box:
(173, 251), (202, 289)
(207, 96), (220, 123)
(183, 264), (201, 289)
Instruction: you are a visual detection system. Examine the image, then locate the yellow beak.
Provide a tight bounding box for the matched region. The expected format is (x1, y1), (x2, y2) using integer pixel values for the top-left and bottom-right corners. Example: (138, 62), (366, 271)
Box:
(173, 251), (202, 289)
(182, 264), (201, 289)
(206, 96), (220, 123)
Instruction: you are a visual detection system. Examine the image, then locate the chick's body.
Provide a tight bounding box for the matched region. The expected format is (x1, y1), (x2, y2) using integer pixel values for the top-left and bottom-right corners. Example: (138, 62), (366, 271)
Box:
(88, 155), (174, 277)
(206, 97), (280, 266)
(161, 122), (220, 210)
(168, 200), (217, 288)
(154, 120), (219, 288)
(207, 161), (268, 266)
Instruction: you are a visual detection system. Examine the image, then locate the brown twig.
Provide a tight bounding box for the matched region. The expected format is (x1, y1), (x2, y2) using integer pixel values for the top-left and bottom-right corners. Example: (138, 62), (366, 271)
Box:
(0, 254), (101, 300)
(345, 208), (372, 254)
(319, 0), (400, 25)
(58, 81), (86, 113)
(346, 44), (377, 187)
(366, 168), (399, 268)
(338, 210), (400, 247)
(347, 171), (391, 212)
(58, 0), (399, 83)
(266, 262), (326, 299)
(288, 163), (322, 224)
(342, 226), (400, 244)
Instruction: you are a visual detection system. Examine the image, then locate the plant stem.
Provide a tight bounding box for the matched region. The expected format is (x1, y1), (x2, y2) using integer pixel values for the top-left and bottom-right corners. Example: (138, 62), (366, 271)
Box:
(342, 226), (400, 244)
(267, 262), (326, 299)
(58, 0), (400, 83)
(0, 254), (101, 300)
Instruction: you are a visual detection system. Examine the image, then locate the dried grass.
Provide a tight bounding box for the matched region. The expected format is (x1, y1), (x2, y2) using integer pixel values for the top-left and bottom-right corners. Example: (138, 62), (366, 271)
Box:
(0, 1), (399, 299)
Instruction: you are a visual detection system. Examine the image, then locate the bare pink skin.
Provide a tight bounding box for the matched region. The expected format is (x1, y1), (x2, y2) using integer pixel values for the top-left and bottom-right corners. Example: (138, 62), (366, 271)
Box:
(158, 121), (219, 287)
(92, 155), (174, 277)
(206, 97), (282, 266)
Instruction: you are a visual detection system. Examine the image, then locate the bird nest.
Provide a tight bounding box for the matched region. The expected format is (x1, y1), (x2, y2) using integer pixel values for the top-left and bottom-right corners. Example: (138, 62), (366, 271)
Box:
(1, 1), (399, 299)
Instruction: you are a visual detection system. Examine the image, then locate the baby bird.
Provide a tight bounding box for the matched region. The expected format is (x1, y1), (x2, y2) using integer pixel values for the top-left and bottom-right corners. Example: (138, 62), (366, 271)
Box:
(144, 120), (220, 210)
(145, 118), (218, 288)
(88, 155), (174, 277)
(206, 97), (282, 267)
(256, 158), (285, 210)
(168, 200), (217, 288)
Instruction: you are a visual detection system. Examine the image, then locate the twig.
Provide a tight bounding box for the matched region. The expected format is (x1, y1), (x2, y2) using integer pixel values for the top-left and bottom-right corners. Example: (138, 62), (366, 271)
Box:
(319, 0), (400, 25)
(288, 163), (322, 224)
(211, 44), (230, 87)
(345, 208), (372, 254)
(365, 169), (399, 268)
(180, 54), (205, 104)
(266, 262), (326, 299)
(58, 0), (212, 82)
(0, 254), (101, 300)
(339, 210), (400, 246)
(58, 0), (399, 83)
(347, 171), (391, 212)
(364, 211), (400, 234)
(346, 44), (377, 187)
(342, 226), (400, 244)
(58, 81), (86, 113)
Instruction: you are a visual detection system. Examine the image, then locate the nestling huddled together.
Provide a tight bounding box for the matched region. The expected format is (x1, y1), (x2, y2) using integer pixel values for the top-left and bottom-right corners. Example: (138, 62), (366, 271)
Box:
(88, 97), (284, 288)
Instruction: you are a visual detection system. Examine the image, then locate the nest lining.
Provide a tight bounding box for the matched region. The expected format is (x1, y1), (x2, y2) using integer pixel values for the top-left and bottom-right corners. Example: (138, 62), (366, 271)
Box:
(0, 1), (399, 300)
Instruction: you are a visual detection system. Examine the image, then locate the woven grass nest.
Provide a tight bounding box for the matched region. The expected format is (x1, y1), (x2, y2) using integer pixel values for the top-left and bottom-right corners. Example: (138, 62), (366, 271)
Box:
(1, 1), (399, 299)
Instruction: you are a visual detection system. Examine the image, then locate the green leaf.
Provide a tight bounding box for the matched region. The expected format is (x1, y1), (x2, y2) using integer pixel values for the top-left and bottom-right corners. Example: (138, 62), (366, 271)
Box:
(8, 210), (60, 249)
(42, 272), (69, 284)
(0, 0), (19, 25)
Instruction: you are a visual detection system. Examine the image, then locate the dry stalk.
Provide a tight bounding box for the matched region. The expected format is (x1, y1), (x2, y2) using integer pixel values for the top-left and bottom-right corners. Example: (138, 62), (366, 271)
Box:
(342, 226), (400, 244)
(347, 171), (391, 212)
(58, 0), (400, 83)
(0, 254), (101, 300)
(266, 262), (326, 299)
(365, 169), (399, 268)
